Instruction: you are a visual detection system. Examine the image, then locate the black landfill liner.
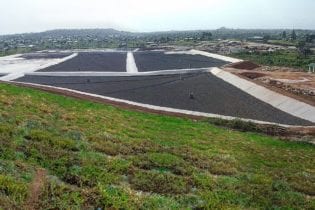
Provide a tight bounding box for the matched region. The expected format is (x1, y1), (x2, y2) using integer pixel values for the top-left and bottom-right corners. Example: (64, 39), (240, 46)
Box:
(38, 52), (127, 72)
(134, 51), (229, 71)
(16, 73), (313, 126)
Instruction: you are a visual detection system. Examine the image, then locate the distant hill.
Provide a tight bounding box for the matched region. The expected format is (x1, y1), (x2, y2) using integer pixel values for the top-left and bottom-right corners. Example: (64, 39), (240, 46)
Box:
(0, 28), (134, 39)
(1, 28), (315, 55)
(1, 28), (315, 40)
(40, 28), (132, 38)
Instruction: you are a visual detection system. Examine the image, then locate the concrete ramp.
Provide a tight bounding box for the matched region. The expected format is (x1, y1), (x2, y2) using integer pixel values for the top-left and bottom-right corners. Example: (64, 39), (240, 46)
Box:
(165, 50), (243, 63)
(210, 68), (315, 123)
(0, 53), (78, 81)
(126, 52), (138, 73)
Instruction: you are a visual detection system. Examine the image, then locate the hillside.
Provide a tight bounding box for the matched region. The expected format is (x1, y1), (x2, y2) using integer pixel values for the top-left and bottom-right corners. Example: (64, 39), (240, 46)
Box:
(0, 83), (314, 209)
(0, 28), (133, 39)
(1, 28), (315, 40)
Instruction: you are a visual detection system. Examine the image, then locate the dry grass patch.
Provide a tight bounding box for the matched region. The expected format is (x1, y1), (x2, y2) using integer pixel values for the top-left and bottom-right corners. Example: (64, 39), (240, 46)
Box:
(130, 170), (190, 195)
(289, 172), (315, 196)
(132, 152), (193, 176)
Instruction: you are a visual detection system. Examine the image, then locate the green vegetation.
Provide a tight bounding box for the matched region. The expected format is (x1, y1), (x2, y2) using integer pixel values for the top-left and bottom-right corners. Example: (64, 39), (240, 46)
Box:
(267, 39), (299, 46)
(172, 39), (198, 47)
(232, 50), (315, 70)
(0, 48), (34, 57)
(0, 42), (120, 58)
(0, 83), (314, 209)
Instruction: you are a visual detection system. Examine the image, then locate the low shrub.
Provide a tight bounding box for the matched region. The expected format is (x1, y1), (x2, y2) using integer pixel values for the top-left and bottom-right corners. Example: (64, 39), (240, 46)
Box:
(0, 175), (28, 204)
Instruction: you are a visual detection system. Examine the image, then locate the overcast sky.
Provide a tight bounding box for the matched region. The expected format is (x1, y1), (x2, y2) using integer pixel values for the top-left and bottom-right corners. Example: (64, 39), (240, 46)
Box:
(0, 0), (314, 35)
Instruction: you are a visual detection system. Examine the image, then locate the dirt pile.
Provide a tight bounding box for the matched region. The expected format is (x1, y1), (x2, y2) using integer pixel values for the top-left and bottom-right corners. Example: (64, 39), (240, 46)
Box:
(258, 66), (304, 72)
(240, 71), (266, 79)
(258, 78), (315, 97)
(228, 61), (260, 70)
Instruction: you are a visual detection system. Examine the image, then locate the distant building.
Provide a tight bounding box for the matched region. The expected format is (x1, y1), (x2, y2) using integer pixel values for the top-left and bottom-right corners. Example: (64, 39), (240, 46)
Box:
(247, 36), (264, 42)
(267, 48), (275, 53)
(17, 44), (26, 48)
(146, 42), (158, 48)
(119, 42), (127, 48)
(227, 41), (241, 45)
(288, 46), (297, 50)
(229, 47), (244, 54)
(308, 63), (315, 73)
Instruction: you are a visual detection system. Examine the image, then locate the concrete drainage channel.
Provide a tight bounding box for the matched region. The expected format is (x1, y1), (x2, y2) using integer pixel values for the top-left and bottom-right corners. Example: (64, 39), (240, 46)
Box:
(1, 49), (314, 126)
(210, 68), (315, 123)
(126, 51), (138, 73)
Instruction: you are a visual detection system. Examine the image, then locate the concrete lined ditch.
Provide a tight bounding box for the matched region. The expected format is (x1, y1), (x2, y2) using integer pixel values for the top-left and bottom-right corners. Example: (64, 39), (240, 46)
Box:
(126, 52), (138, 73)
(211, 68), (315, 123)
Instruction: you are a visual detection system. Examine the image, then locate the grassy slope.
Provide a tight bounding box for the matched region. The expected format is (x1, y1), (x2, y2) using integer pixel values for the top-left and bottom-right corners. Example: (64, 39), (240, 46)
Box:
(267, 40), (299, 47)
(0, 48), (34, 57)
(232, 50), (315, 70)
(0, 83), (314, 209)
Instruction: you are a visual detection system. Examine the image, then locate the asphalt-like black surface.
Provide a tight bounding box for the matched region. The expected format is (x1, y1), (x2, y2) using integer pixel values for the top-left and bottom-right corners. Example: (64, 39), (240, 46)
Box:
(16, 73), (312, 125)
(38, 52), (127, 72)
(134, 51), (229, 71)
(19, 52), (72, 60)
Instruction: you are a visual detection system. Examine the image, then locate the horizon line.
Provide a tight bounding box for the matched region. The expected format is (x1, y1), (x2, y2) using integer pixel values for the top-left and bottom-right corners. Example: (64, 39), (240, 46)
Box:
(1, 27), (315, 36)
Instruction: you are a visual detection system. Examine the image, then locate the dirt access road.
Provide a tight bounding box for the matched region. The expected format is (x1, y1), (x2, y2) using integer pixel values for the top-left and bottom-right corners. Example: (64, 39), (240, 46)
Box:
(225, 65), (315, 106)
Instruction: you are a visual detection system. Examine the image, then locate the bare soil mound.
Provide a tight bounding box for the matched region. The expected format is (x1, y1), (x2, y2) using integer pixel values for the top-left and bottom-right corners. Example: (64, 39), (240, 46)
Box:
(240, 71), (266, 79)
(228, 61), (260, 70)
